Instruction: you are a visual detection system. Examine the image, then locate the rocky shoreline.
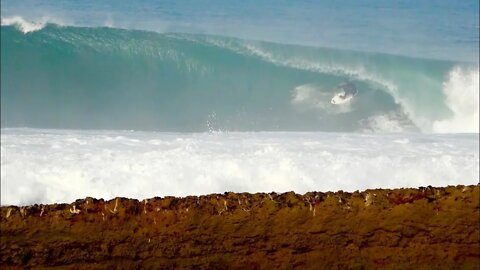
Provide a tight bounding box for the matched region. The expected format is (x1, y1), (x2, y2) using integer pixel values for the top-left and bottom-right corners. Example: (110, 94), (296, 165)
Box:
(1, 185), (479, 269)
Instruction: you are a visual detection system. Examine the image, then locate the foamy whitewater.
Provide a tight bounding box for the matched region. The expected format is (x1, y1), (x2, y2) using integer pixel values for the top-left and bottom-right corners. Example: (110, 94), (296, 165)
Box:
(1, 1), (479, 205)
(1, 129), (478, 205)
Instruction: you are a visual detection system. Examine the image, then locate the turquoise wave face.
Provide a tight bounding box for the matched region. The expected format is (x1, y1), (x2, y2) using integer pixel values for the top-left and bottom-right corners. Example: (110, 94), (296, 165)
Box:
(0, 24), (472, 132)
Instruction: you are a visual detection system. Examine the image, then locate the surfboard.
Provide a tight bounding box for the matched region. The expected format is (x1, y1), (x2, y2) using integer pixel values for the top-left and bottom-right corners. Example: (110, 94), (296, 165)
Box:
(331, 91), (353, 104)
(331, 82), (357, 105)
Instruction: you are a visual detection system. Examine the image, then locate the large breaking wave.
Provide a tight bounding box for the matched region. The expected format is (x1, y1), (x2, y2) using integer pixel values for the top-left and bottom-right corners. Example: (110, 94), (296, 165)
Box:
(1, 20), (479, 133)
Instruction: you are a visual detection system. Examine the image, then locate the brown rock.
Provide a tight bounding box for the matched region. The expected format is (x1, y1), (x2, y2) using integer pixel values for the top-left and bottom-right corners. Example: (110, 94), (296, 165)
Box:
(1, 185), (479, 269)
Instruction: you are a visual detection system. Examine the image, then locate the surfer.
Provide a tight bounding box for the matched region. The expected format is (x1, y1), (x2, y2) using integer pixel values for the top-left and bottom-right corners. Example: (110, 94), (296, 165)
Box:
(331, 82), (357, 104)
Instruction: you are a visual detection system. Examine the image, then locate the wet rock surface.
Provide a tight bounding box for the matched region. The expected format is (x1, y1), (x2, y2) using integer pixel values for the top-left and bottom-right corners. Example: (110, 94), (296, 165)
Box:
(1, 185), (479, 269)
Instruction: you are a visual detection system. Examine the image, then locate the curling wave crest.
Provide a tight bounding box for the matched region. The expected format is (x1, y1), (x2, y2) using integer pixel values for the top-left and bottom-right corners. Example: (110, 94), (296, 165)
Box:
(0, 16), (62, 33)
(1, 22), (479, 133)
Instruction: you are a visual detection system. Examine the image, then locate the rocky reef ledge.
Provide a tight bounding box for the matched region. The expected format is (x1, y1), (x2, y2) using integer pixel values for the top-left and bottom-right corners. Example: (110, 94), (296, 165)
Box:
(1, 185), (479, 269)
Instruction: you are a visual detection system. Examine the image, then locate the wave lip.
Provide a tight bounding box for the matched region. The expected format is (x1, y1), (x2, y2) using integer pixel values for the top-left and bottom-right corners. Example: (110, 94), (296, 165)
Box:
(0, 16), (50, 33)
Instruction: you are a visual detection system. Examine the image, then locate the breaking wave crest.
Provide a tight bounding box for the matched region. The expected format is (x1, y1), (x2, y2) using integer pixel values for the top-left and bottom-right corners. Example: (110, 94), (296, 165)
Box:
(1, 19), (478, 133)
(0, 16), (62, 33)
(433, 67), (479, 133)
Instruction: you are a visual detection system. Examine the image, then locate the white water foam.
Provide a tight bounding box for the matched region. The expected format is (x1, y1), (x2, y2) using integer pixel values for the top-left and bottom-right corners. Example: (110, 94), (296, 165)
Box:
(433, 66), (480, 133)
(1, 16), (51, 33)
(359, 112), (419, 133)
(1, 128), (478, 206)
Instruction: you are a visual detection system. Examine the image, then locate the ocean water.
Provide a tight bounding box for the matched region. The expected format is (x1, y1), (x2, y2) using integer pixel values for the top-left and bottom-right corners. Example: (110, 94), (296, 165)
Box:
(1, 1), (479, 205)
(1, 128), (478, 205)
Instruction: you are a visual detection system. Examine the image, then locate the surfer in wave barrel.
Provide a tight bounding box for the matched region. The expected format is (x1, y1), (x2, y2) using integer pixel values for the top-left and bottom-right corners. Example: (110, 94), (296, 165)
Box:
(331, 82), (357, 105)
